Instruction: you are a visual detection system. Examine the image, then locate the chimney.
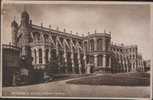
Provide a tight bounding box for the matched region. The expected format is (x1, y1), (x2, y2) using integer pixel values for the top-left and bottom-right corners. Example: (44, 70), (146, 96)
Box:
(56, 26), (59, 31)
(94, 30), (96, 34)
(30, 20), (32, 24)
(63, 28), (66, 33)
(41, 22), (43, 28)
(49, 25), (51, 29)
(70, 30), (72, 34)
(104, 29), (106, 33)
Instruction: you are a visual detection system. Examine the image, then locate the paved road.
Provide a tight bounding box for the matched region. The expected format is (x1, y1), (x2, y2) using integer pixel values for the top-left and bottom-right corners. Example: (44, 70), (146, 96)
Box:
(3, 77), (150, 98)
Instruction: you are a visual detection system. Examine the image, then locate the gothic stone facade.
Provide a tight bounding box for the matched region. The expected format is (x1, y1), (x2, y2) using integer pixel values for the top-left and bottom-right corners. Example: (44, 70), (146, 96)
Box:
(11, 11), (145, 76)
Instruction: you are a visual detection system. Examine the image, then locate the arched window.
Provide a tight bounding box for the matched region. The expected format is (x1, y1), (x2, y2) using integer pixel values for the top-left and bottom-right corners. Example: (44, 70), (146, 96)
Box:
(33, 32), (40, 41)
(97, 39), (102, 50)
(98, 55), (103, 66)
(84, 41), (88, 52)
(90, 39), (94, 51)
(89, 55), (94, 64)
(34, 49), (37, 64)
(51, 49), (56, 59)
(52, 36), (56, 43)
(105, 39), (110, 51)
(44, 34), (49, 43)
(79, 41), (82, 47)
(45, 49), (49, 63)
(39, 49), (42, 64)
(106, 56), (109, 66)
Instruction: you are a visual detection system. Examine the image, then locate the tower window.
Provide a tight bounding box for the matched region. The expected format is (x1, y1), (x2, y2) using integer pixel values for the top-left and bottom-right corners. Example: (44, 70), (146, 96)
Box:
(84, 41), (88, 52)
(90, 39), (94, 51)
(97, 39), (102, 50)
(39, 49), (42, 64)
(105, 39), (110, 51)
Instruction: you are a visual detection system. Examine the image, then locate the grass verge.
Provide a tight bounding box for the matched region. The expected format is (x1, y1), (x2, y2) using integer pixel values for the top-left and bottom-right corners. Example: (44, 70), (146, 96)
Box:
(66, 72), (150, 86)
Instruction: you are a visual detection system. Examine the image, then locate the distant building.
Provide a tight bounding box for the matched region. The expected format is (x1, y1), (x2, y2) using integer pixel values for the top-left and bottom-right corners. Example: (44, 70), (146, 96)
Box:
(2, 10), (149, 85)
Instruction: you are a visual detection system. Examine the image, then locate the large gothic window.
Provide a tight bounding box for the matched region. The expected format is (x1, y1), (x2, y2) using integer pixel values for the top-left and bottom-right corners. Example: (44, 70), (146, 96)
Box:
(86, 55), (89, 64)
(44, 34), (49, 43)
(39, 49), (42, 64)
(90, 39), (94, 51)
(89, 56), (94, 64)
(52, 36), (56, 44)
(79, 41), (82, 47)
(51, 49), (56, 59)
(98, 55), (103, 66)
(97, 39), (102, 51)
(106, 39), (110, 51)
(106, 56), (109, 66)
(45, 49), (49, 63)
(84, 41), (88, 52)
(34, 49), (37, 64)
(33, 32), (40, 41)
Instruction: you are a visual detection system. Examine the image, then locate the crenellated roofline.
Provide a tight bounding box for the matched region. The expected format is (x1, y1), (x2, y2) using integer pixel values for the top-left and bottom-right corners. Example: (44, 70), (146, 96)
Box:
(31, 24), (84, 40)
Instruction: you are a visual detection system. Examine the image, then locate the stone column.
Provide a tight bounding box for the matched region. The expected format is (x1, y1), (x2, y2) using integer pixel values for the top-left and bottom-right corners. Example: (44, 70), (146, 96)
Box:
(56, 41), (59, 56)
(31, 49), (35, 65)
(49, 48), (51, 62)
(63, 42), (68, 73)
(122, 65), (124, 72)
(142, 62), (144, 72)
(36, 48), (39, 64)
(131, 62), (133, 71)
(127, 64), (129, 72)
(103, 37), (106, 51)
(103, 54), (106, 68)
(126, 61), (129, 72)
(78, 49), (82, 74)
(94, 38), (97, 51)
(71, 52), (75, 73)
(133, 62), (136, 71)
(109, 56), (111, 68)
(132, 62), (136, 71)
(83, 41), (87, 73)
(122, 61), (125, 72)
(42, 47), (46, 64)
(134, 61), (137, 71)
(83, 55), (87, 73)
(94, 54), (97, 68)
(108, 39), (111, 51)
(70, 39), (75, 73)
(124, 59), (127, 72)
(34, 49), (37, 64)
(87, 39), (89, 52)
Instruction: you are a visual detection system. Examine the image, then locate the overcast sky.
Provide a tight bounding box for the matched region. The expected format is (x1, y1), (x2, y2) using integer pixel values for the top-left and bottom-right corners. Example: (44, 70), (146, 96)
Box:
(1, 3), (151, 60)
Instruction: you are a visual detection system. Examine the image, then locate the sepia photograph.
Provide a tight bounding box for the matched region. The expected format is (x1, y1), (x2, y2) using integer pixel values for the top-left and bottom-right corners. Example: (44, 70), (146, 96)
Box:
(1, 1), (152, 99)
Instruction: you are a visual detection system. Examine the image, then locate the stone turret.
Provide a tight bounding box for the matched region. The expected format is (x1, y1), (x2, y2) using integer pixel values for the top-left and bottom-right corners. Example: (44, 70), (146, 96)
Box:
(21, 10), (30, 27)
(11, 20), (18, 46)
(18, 10), (32, 65)
(18, 10), (31, 46)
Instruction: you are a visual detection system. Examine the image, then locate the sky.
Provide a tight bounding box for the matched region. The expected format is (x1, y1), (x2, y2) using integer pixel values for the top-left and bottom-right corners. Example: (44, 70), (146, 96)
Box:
(1, 3), (151, 60)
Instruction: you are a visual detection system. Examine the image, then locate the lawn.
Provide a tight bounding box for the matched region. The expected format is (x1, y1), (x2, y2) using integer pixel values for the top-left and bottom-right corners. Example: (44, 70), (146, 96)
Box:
(66, 72), (150, 86)
(52, 74), (91, 81)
